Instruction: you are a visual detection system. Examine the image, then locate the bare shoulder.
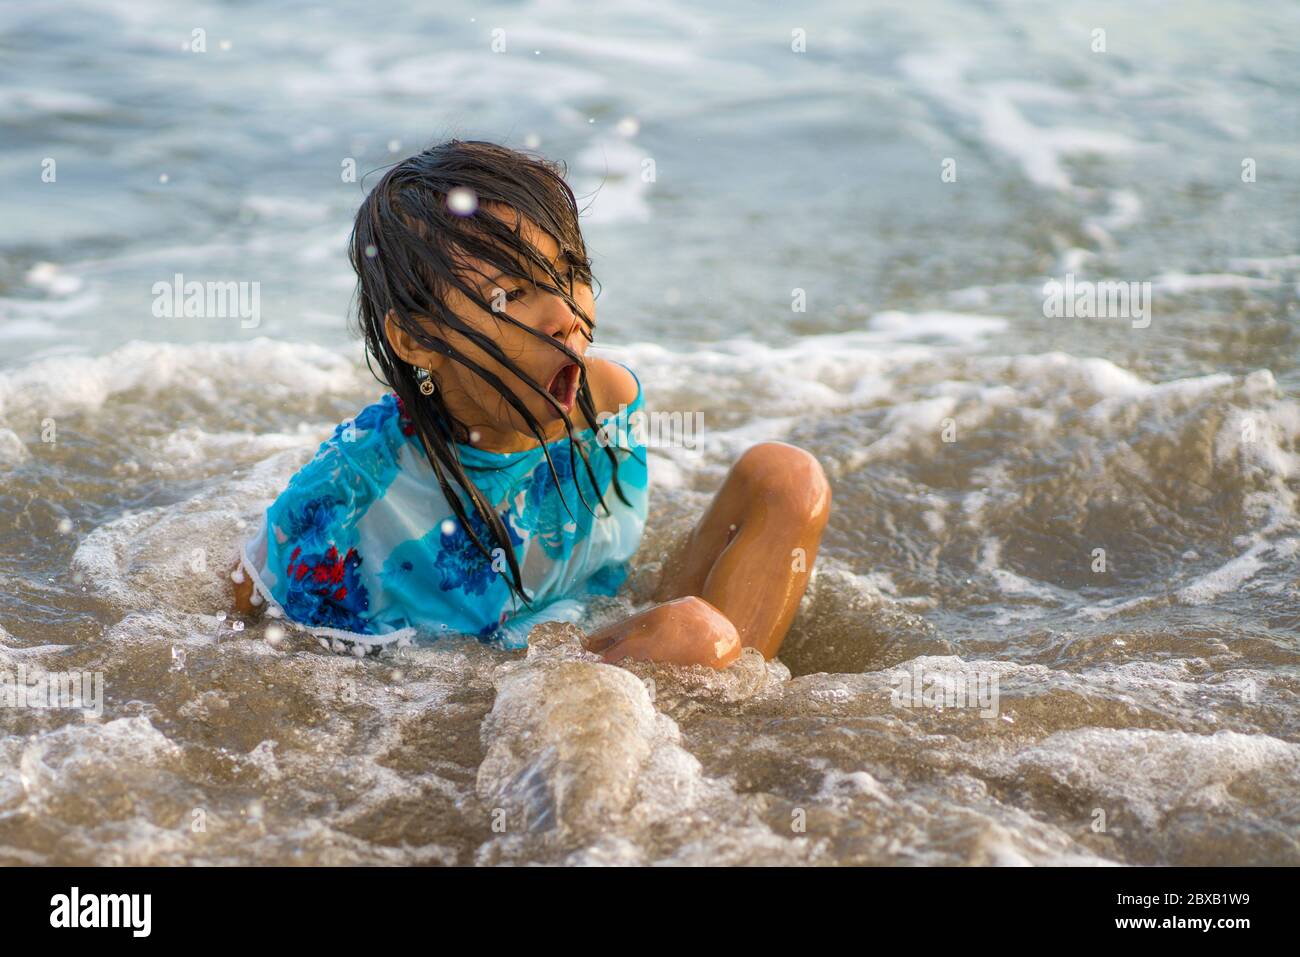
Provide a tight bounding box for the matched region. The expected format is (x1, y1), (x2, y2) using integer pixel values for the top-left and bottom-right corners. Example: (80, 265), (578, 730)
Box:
(585, 357), (640, 419)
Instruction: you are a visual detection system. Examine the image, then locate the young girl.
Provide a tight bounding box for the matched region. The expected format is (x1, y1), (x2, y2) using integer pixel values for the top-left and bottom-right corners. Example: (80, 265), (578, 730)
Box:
(232, 140), (831, 669)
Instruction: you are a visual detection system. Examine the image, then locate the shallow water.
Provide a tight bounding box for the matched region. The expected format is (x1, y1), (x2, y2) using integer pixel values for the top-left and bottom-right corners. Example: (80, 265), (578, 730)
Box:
(1, 0), (1298, 865)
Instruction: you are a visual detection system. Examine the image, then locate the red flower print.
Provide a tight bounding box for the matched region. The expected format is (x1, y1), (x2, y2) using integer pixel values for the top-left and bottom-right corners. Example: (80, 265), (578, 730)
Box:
(393, 393), (416, 436)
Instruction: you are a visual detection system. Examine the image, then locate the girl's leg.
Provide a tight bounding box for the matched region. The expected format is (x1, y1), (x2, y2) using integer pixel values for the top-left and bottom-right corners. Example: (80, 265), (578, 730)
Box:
(651, 441), (831, 660)
(584, 595), (743, 668)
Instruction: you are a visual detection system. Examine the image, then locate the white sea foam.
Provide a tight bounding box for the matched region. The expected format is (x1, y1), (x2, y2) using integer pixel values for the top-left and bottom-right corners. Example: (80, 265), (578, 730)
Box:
(899, 50), (1149, 193)
(868, 310), (1008, 344)
(0, 318), (60, 341)
(0, 87), (111, 117)
(0, 290), (99, 322)
(0, 428), (29, 467)
(24, 262), (85, 296)
(574, 135), (653, 224)
(1152, 272), (1282, 294)
(993, 728), (1300, 831)
(0, 338), (364, 424)
(1227, 254), (1300, 274)
(15, 327), (1293, 634)
(239, 195), (331, 222)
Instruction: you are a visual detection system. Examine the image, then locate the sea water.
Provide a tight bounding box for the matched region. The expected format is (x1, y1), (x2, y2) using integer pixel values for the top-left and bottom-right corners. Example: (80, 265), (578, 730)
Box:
(0, 0), (1297, 864)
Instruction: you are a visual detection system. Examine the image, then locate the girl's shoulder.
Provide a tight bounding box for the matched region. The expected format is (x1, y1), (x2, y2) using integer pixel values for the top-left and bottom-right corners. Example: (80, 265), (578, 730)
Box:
(275, 394), (416, 525)
(587, 358), (643, 420)
(347, 392), (418, 449)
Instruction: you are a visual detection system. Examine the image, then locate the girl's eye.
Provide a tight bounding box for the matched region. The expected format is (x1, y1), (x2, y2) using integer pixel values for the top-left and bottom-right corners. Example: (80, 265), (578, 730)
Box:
(505, 287), (528, 303)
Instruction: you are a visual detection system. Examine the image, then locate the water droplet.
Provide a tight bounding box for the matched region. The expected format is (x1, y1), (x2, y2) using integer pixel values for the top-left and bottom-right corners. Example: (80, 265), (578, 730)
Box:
(447, 186), (478, 216)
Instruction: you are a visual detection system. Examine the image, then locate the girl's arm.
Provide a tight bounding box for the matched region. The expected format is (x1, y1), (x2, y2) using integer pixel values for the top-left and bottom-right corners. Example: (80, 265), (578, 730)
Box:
(231, 558), (739, 667)
(230, 561), (263, 618)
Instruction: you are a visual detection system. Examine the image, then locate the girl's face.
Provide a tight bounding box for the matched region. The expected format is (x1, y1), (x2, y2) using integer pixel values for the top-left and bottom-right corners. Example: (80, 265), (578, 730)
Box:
(387, 206), (595, 452)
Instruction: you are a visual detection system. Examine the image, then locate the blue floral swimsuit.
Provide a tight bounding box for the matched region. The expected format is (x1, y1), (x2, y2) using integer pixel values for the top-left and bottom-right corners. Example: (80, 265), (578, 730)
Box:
(240, 363), (648, 654)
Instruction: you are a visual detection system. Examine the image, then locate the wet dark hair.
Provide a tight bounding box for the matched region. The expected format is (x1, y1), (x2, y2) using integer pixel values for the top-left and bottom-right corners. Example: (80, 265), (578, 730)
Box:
(349, 139), (633, 609)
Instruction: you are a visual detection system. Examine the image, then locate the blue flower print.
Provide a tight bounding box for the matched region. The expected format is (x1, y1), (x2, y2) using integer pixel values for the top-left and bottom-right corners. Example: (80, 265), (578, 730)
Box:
(286, 494), (346, 545)
(477, 608), (512, 641)
(519, 448), (602, 560)
(434, 506), (526, 596)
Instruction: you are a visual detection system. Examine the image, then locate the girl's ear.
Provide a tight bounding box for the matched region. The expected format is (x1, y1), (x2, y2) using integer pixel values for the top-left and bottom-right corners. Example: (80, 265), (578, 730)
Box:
(384, 311), (446, 372)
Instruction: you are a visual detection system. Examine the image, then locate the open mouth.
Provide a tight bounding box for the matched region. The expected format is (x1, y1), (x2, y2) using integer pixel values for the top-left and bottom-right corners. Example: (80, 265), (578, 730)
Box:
(544, 361), (581, 412)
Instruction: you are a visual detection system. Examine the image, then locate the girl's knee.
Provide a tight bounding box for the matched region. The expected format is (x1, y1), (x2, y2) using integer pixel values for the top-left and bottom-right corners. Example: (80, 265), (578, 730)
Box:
(732, 442), (831, 523)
